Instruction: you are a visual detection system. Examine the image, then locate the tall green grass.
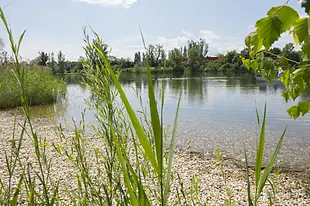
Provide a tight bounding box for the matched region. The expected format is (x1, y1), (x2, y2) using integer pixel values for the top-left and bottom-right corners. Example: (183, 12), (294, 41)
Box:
(0, 69), (66, 109)
(0, 7), (288, 205)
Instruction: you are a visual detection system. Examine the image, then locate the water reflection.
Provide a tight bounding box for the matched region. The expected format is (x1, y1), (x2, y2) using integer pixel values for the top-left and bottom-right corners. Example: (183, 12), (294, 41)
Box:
(25, 72), (310, 170)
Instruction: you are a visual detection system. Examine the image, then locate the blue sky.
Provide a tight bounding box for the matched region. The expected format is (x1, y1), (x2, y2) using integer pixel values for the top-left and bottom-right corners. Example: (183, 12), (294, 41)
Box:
(0, 0), (306, 61)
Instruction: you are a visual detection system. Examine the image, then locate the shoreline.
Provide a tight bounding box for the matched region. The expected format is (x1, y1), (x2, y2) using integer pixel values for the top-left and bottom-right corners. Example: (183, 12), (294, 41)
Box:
(0, 110), (310, 205)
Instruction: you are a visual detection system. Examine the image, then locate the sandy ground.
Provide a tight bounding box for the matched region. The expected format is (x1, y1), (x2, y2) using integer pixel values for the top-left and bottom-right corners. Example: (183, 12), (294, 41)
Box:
(0, 110), (310, 205)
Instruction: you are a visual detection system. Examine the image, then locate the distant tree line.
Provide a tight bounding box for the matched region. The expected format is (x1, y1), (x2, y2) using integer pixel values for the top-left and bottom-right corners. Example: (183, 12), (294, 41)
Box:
(0, 35), (303, 74)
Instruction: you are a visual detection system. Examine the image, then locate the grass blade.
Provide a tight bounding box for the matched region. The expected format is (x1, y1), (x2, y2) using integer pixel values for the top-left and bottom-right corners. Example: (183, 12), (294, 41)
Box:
(110, 124), (139, 206)
(256, 126), (287, 202)
(50, 179), (60, 206)
(138, 25), (163, 177)
(16, 30), (26, 56)
(244, 145), (253, 206)
(256, 108), (260, 125)
(93, 44), (159, 174)
(10, 175), (23, 206)
(146, 58), (162, 175)
(122, 145), (152, 206)
(255, 103), (267, 190)
(164, 83), (182, 204)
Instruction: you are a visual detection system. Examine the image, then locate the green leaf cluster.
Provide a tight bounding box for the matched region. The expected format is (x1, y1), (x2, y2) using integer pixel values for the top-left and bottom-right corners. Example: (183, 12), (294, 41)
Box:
(244, 5), (310, 119)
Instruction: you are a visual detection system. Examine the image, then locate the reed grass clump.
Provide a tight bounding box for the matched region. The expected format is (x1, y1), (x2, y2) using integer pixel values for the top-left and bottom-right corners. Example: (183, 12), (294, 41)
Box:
(0, 69), (66, 109)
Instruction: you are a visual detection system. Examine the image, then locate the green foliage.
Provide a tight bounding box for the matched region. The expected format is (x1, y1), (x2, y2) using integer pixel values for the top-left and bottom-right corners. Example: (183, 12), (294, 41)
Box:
(220, 62), (234, 71)
(294, 17), (310, 44)
(187, 38), (209, 72)
(245, 31), (263, 54)
(0, 7), (62, 204)
(134, 51), (141, 64)
(282, 43), (301, 65)
(0, 69), (66, 109)
(269, 47), (281, 56)
(256, 16), (283, 51)
(267, 6), (299, 31)
(38, 51), (48, 66)
(57, 50), (65, 73)
(146, 44), (165, 67)
(301, 0), (310, 14)
(244, 3), (310, 118)
(244, 105), (286, 206)
(47, 53), (57, 73)
(168, 48), (184, 71)
(205, 50), (246, 72)
(0, 5), (293, 206)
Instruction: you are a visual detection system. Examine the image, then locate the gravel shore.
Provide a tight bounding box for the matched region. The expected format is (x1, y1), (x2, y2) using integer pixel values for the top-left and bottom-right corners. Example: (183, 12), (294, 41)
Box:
(0, 110), (310, 205)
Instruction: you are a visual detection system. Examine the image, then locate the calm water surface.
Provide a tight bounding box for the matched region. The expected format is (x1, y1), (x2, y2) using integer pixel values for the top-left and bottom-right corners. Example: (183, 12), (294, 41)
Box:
(31, 72), (310, 170)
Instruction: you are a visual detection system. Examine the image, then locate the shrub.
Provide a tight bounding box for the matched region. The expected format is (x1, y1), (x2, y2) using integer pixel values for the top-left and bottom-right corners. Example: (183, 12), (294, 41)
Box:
(219, 62), (234, 71)
(0, 69), (66, 109)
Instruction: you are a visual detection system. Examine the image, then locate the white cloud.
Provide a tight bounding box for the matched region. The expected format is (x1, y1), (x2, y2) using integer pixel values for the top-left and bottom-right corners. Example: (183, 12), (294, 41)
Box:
(200, 30), (221, 43)
(109, 30), (245, 58)
(78, 0), (138, 8)
(157, 35), (189, 50)
(224, 36), (237, 41)
(181, 29), (192, 37)
(109, 35), (144, 59)
(17, 38), (84, 61)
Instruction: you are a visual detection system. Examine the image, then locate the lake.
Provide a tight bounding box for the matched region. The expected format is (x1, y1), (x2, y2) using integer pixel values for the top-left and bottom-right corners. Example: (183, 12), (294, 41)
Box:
(29, 72), (310, 170)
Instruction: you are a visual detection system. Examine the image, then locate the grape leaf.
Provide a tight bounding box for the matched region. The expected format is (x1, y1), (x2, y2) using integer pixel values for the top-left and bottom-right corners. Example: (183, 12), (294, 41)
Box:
(301, 0), (310, 14)
(302, 44), (310, 59)
(250, 31), (263, 54)
(290, 85), (301, 100)
(252, 59), (259, 71)
(287, 106), (300, 119)
(242, 58), (251, 70)
(298, 101), (310, 116)
(282, 90), (290, 102)
(256, 16), (283, 50)
(279, 69), (291, 87)
(267, 6), (299, 31)
(293, 17), (310, 44)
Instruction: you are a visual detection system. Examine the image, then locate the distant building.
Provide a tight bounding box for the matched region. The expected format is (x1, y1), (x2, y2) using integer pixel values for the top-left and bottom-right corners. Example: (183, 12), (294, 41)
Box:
(206, 56), (218, 61)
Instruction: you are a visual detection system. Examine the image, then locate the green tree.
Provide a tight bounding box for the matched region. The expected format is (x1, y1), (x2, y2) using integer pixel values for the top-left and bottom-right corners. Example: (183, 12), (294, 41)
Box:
(168, 48), (184, 71)
(226, 50), (239, 63)
(57, 50), (65, 73)
(38, 51), (48, 66)
(146, 45), (156, 67)
(142, 52), (146, 66)
(269, 47), (282, 56)
(240, 48), (250, 59)
(160, 47), (166, 67)
(134, 51), (141, 65)
(47, 53), (56, 73)
(118, 57), (133, 69)
(183, 46), (187, 58)
(83, 28), (109, 70)
(146, 44), (165, 67)
(74, 56), (85, 72)
(187, 38), (209, 72)
(282, 43), (301, 65)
